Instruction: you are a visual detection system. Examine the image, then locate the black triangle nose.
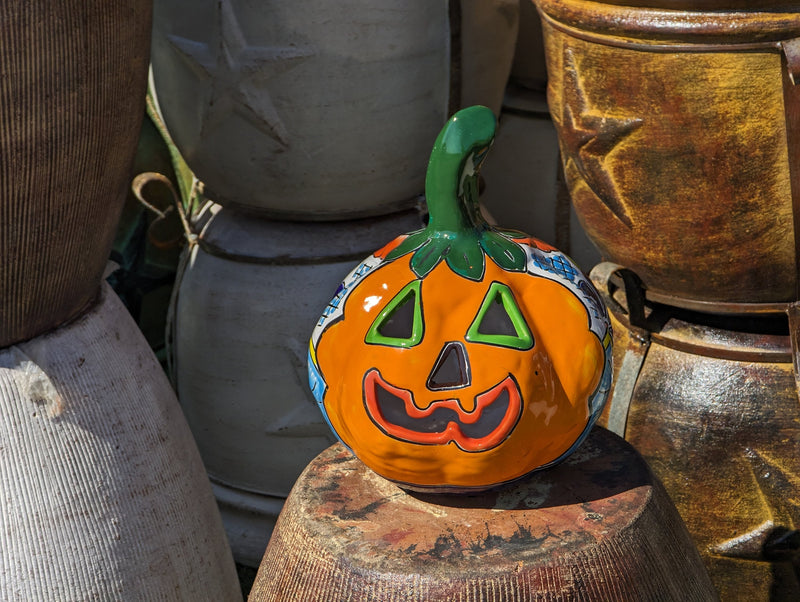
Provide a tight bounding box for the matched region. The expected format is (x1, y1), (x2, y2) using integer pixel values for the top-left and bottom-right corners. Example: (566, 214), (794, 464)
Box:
(426, 341), (471, 391)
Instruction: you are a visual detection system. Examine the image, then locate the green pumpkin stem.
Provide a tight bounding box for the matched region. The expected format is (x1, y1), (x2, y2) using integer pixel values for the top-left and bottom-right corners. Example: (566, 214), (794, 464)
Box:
(386, 106), (526, 280)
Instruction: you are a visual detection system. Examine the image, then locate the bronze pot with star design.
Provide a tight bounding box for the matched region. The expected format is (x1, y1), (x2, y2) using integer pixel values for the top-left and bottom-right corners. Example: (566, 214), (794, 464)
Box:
(534, 0), (800, 312)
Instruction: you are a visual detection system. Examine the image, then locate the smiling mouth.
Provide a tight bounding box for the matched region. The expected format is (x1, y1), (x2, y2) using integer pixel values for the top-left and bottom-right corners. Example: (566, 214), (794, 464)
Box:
(362, 369), (523, 452)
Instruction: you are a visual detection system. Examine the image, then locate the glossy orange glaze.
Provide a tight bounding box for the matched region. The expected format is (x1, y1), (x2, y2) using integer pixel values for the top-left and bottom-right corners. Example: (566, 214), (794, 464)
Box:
(315, 253), (605, 489)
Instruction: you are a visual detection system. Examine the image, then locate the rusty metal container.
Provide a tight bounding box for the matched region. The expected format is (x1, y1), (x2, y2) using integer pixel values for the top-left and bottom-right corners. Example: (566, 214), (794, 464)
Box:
(534, 0), (800, 311)
(591, 262), (800, 599)
(0, 2), (151, 346)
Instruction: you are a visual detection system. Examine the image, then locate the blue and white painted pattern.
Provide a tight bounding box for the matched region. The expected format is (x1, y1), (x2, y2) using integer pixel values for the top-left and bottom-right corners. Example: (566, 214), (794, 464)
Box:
(523, 245), (610, 344)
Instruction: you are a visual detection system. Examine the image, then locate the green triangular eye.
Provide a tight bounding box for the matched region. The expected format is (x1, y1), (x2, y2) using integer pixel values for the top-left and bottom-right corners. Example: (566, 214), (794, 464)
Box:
(466, 282), (534, 350)
(365, 280), (424, 347)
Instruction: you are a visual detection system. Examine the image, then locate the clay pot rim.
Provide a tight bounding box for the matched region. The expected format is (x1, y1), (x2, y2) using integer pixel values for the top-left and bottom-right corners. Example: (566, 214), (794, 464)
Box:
(535, 0), (800, 48)
(196, 203), (425, 265)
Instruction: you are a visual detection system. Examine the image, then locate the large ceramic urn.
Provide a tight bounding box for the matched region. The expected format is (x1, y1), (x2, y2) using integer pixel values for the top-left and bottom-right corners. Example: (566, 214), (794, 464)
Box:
(534, 0), (800, 311)
(169, 204), (425, 566)
(0, 2), (151, 347)
(0, 284), (241, 600)
(150, 0), (524, 219)
(150, 0), (450, 219)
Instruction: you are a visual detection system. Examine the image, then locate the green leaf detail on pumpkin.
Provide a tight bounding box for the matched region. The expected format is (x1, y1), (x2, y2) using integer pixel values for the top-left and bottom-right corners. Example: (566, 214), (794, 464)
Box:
(497, 228), (529, 240)
(383, 106), (529, 281)
(481, 231), (527, 273)
(384, 230), (430, 263)
(409, 237), (456, 278)
(396, 231), (525, 281)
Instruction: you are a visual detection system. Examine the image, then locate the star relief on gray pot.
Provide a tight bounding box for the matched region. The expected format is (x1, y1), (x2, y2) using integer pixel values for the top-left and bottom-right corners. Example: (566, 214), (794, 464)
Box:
(167, 0), (313, 146)
(551, 47), (642, 229)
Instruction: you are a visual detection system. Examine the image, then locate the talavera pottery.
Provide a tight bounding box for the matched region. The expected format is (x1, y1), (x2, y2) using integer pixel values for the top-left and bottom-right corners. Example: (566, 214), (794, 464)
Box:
(169, 203), (425, 566)
(593, 263), (800, 600)
(535, 0), (800, 310)
(0, 284), (241, 600)
(309, 106), (612, 491)
(0, 2), (151, 347)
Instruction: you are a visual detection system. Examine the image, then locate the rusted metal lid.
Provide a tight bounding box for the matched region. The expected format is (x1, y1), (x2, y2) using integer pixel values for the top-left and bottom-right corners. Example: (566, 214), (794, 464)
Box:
(534, 0), (800, 46)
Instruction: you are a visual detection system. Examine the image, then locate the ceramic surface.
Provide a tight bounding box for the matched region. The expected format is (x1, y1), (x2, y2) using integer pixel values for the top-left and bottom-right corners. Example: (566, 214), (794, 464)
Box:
(0, 284), (240, 600)
(151, 0), (449, 218)
(250, 434), (715, 601)
(309, 106), (612, 491)
(0, 2), (150, 346)
(170, 204), (424, 564)
(536, 0), (800, 308)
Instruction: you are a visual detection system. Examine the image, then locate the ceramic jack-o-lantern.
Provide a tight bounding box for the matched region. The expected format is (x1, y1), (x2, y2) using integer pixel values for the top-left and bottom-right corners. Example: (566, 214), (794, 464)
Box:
(308, 106), (612, 491)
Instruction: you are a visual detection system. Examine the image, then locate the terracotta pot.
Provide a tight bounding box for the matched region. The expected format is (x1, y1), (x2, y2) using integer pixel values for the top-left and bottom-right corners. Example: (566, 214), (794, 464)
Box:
(150, 0), (449, 219)
(591, 262), (800, 600)
(249, 433), (715, 601)
(534, 0), (800, 310)
(169, 204), (425, 565)
(0, 284), (240, 600)
(0, 2), (151, 347)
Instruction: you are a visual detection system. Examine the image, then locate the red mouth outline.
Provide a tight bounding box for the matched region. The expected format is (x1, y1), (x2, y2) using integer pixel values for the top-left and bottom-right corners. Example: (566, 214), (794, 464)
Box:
(362, 369), (523, 452)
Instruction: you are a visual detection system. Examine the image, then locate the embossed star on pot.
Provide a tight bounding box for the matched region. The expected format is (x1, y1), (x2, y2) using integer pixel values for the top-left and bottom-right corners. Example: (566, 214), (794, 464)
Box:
(167, 0), (312, 146)
(553, 48), (642, 229)
(710, 449), (800, 562)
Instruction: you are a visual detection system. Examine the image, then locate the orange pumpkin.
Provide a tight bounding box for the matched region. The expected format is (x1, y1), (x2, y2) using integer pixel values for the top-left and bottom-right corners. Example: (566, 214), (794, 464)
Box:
(308, 106), (612, 491)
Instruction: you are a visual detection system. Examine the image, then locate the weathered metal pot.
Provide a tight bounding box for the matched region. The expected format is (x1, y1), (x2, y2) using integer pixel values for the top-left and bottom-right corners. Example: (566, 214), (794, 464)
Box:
(592, 262), (800, 600)
(169, 204), (424, 566)
(535, 0), (800, 310)
(0, 284), (240, 600)
(0, 2), (151, 347)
